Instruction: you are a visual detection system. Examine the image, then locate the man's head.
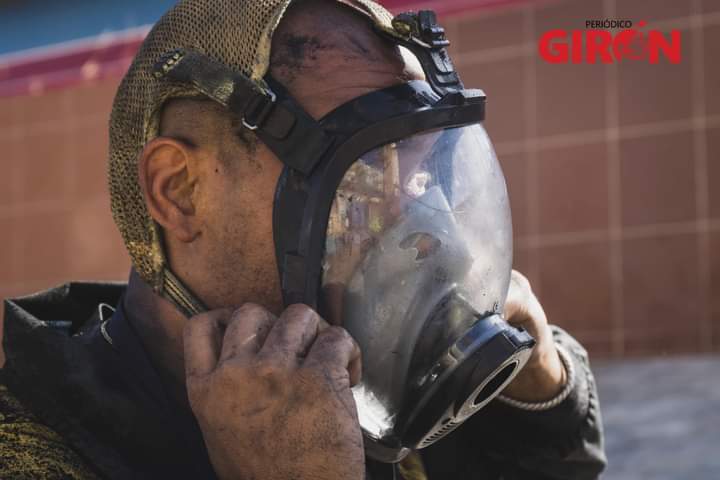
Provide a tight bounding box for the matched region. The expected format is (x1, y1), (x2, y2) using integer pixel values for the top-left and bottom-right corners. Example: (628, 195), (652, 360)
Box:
(110, 0), (422, 314)
(111, 1), (529, 457)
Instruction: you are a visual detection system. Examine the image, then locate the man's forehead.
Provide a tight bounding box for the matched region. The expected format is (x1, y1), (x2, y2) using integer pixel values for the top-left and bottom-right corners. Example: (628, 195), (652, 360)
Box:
(273, 0), (390, 65)
(270, 0), (424, 117)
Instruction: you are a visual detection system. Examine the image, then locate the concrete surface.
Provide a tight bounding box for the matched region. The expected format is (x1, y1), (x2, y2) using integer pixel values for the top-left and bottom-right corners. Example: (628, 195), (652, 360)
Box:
(593, 355), (720, 480)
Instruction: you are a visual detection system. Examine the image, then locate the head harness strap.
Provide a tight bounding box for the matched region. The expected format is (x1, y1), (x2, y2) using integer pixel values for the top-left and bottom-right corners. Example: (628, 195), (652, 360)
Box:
(153, 49), (332, 175)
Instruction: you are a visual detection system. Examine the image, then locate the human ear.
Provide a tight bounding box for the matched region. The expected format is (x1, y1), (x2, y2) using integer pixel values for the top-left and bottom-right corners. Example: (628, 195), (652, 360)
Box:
(138, 137), (200, 243)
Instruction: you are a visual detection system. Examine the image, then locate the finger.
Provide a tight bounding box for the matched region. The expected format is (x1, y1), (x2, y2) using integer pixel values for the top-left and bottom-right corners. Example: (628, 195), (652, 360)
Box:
(510, 269), (531, 290)
(257, 304), (324, 368)
(303, 326), (362, 386)
(504, 296), (525, 322)
(219, 303), (277, 363)
(505, 270), (533, 320)
(507, 270), (530, 301)
(504, 270), (548, 339)
(183, 309), (231, 378)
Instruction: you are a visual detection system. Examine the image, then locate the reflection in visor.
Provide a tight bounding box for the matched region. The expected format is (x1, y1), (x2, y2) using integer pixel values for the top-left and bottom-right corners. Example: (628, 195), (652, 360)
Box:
(320, 124), (513, 443)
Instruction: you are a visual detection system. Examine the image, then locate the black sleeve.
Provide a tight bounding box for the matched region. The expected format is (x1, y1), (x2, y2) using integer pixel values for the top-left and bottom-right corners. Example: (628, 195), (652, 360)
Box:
(422, 327), (606, 480)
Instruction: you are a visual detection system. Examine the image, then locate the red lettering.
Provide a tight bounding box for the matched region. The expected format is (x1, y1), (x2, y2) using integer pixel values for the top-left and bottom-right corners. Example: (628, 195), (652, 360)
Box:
(613, 29), (648, 62)
(538, 24), (681, 65)
(571, 30), (583, 63)
(648, 30), (682, 64)
(539, 30), (568, 63)
(587, 30), (613, 64)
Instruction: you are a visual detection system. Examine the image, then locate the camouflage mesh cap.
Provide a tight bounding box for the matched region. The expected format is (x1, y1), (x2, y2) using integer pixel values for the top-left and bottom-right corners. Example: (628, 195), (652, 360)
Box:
(108, 0), (395, 296)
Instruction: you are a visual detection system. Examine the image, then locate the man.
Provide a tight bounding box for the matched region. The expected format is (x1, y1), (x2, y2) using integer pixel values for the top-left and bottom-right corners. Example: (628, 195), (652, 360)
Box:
(0, 0), (606, 478)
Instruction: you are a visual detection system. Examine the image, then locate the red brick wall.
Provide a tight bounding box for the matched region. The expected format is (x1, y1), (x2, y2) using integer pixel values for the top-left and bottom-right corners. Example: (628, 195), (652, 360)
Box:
(447, 0), (720, 356)
(1, 0), (719, 363)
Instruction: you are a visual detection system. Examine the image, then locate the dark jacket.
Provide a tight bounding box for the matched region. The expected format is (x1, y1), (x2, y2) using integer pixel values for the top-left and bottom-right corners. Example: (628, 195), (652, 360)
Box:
(1, 283), (606, 479)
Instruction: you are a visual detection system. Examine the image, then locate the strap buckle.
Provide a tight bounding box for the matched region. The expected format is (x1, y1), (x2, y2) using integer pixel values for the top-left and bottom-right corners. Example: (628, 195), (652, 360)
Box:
(387, 10), (462, 94)
(392, 11), (450, 49)
(242, 89), (277, 131)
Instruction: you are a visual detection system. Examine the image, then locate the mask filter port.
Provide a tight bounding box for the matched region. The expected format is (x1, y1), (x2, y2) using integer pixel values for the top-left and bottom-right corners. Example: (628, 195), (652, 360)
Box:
(472, 361), (518, 406)
(400, 318), (535, 453)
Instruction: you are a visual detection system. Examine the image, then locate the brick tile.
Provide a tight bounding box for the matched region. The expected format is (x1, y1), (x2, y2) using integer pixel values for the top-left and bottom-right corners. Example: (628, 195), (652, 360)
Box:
(620, 131), (696, 226)
(512, 246), (532, 276)
(69, 80), (119, 120)
(535, 60), (607, 137)
(702, 0), (720, 13)
(19, 129), (73, 204)
(499, 151), (529, 237)
(537, 141), (609, 234)
(537, 240), (613, 333)
(67, 195), (130, 280)
(705, 25), (720, 116)
(16, 89), (69, 126)
(707, 127), (720, 219)
(623, 327), (700, 356)
(622, 234), (701, 355)
(0, 137), (22, 207)
(0, 95), (22, 130)
(615, 0), (692, 22)
(72, 124), (110, 199)
(708, 232), (720, 350)
(0, 217), (18, 284)
(456, 9), (526, 54)
(460, 57), (527, 143)
(535, 0), (604, 35)
(571, 331), (614, 359)
(618, 29), (693, 126)
(15, 210), (72, 284)
(445, 18), (462, 60)
(513, 246), (541, 290)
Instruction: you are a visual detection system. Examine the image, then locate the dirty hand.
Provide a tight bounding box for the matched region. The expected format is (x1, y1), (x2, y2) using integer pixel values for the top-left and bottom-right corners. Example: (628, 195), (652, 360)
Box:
(184, 303), (364, 480)
(501, 270), (567, 402)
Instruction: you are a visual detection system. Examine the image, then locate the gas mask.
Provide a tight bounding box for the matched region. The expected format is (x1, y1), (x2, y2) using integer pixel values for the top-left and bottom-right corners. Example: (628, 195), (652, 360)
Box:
(153, 9), (535, 463)
(319, 125), (534, 461)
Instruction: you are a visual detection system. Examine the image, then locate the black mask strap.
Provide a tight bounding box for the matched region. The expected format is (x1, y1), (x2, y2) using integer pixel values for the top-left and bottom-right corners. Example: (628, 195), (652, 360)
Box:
(154, 49), (332, 175)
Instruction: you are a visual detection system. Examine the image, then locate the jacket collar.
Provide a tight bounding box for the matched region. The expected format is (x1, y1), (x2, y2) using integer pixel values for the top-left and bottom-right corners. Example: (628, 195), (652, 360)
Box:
(2, 282), (216, 479)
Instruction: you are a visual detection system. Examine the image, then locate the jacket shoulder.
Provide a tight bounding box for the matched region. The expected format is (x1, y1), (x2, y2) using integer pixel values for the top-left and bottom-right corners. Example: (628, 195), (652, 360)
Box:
(0, 383), (100, 479)
(4, 282), (126, 330)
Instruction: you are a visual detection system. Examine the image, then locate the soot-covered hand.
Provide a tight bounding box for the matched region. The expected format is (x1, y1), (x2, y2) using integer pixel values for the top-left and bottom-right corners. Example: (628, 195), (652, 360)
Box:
(183, 303), (364, 480)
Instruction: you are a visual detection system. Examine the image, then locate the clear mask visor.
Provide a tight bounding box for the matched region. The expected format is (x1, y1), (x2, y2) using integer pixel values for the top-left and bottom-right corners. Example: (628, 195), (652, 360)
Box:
(320, 124), (513, 442)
